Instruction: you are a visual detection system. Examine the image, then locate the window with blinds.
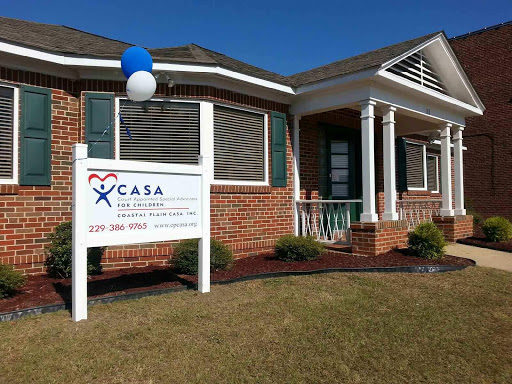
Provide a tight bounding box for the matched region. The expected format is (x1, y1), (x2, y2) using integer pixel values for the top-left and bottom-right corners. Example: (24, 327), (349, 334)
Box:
(213, 106), (265, 181)
(119, 101), (200, 164)
(0, 87), (14, 179)
(405, 142), (425, 189)
(427, 155), (439, 192)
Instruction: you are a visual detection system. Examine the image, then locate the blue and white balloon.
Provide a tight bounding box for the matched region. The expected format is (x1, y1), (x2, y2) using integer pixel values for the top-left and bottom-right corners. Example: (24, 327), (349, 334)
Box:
(126, 71), (157, 102)
(121, 46), (153, 79)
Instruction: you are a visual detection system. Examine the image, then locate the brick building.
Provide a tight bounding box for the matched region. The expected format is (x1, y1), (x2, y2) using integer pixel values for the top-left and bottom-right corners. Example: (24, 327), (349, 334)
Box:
(0, 17), (482, 273)
(450, 21), (512, 220)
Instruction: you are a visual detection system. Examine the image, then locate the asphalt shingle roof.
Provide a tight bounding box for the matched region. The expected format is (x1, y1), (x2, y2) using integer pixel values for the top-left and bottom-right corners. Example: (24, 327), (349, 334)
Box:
(287, 32), (442, 86)
(0, 16), (443, 88)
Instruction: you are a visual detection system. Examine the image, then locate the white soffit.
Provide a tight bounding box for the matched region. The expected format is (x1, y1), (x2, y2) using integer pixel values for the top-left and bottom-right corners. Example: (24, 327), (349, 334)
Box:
(378, 35), (485, 112)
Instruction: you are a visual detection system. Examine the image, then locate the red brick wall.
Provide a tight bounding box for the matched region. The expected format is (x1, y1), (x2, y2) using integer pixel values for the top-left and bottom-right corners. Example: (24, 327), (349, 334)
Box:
(0, 66), (293, 273)
(450, 24), (512, 220)
(433, 215), (474, 243)
(351, 220), (409, 256)
(0, 89), (78, 274)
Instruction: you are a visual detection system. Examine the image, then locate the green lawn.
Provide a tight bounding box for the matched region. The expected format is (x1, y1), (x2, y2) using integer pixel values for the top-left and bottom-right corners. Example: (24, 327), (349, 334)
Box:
(1, 267), (511, 383)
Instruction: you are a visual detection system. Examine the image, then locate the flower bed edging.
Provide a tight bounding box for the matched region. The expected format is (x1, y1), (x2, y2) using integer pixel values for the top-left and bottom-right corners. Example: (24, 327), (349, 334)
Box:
(0, 261), (475, 323)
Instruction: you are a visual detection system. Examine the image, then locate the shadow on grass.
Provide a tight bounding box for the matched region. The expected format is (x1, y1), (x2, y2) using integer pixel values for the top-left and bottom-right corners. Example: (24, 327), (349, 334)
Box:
(52, 268), (195, 306)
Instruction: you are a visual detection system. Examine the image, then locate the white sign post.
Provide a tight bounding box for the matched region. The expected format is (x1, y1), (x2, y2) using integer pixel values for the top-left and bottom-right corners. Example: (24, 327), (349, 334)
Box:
(71, 143), (211, 322)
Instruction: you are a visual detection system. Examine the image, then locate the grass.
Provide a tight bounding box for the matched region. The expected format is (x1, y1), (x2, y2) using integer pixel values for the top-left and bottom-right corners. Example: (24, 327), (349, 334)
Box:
(1, 267), (511, 383)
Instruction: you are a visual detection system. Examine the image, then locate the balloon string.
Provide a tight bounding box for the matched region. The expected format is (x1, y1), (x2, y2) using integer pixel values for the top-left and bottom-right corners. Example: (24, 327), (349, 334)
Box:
(87, 102), (128, 154)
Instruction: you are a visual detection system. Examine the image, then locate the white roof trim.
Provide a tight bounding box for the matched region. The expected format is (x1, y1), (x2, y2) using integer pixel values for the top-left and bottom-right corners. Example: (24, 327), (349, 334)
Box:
(378, 34), (485, 112)
(0, 41), (295, 95)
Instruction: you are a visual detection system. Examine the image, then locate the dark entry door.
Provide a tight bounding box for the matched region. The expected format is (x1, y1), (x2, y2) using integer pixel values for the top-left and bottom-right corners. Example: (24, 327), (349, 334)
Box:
(328, 129), (362, 222)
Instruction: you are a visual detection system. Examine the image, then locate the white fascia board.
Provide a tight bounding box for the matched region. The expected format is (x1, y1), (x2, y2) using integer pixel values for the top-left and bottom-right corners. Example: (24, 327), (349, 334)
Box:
(377, 34), (485, 114)
(294, 67), (378, 95)
(376, 71), (483, 117)
(436, 35), (486, 112)
(0, 41), (295, 95)
(290, 84), (370, 116)
(368, 85), (468, 126)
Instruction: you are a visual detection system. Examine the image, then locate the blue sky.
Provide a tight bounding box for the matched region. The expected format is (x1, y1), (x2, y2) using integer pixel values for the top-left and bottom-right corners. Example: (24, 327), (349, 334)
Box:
(2, 0), (511, 75)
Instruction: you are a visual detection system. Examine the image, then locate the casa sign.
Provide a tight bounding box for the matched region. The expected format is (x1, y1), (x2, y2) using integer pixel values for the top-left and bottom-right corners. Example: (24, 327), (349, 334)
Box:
(72, 144), (211, 322)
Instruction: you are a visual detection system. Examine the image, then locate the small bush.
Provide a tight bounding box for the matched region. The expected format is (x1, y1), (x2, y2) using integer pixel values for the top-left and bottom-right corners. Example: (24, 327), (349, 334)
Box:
(172, 238), (233, 275)
(465, 199), (483, 226)
(482, 217), (512, 242)
(0, 264), (26, 298)
(275, 235), (324, 262)
(45, 221), (103, 278)
(408, 222), (447, 260)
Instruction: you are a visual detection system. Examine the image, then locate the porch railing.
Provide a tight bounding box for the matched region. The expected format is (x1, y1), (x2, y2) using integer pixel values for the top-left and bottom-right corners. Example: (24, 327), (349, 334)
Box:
(398, 199), (442, 231)
(297, 200), (362, 243)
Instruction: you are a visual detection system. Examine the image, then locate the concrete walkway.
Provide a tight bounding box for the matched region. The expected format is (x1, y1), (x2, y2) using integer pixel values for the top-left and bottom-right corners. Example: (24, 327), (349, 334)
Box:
(446, 243), (512, 272)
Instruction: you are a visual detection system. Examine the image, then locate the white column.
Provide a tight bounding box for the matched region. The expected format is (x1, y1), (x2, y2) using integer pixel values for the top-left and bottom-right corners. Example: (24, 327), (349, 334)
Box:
(360, 100), (378, 222)
(440, 123), (454, 216)
(293, 115), (301, 235)
(453, 126), (466, 215)
(72, 143), (88, 322)
(381, 105), (398, 221)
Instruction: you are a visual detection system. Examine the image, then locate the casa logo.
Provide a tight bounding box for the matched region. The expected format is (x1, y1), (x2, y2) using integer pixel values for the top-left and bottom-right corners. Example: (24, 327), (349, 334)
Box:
(89, 173), (164, 207)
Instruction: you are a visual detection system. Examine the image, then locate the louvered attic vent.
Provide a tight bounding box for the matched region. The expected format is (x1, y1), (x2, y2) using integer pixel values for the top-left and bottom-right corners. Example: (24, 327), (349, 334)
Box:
(387, 50), (449, 95)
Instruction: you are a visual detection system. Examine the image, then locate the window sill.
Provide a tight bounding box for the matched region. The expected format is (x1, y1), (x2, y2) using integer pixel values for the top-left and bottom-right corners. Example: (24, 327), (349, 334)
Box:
(0, 184), (19, 195)
(211, 184), (272, 194)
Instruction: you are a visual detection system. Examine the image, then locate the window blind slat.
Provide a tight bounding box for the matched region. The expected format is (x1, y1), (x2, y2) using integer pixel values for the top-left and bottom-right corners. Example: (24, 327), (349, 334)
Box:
(214, 106), (264, 181)
(406, 142), (424, 189)
(119, 101), (200, 164)
(0, 87), (13, 179)
(427, 155), (438, 192)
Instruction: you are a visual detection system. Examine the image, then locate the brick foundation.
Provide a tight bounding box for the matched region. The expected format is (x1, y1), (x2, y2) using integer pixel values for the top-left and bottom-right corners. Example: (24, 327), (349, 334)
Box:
(432, 215), (473, 243)
(351, 220), (409, 256)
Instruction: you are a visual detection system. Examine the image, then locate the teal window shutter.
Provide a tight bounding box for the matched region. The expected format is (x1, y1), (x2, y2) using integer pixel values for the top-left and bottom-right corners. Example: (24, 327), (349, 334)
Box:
(271, 112), (287, 187)
(397, 137), (408, 192)
(20, 85), (52, 186)
(85, 93), (114, 159)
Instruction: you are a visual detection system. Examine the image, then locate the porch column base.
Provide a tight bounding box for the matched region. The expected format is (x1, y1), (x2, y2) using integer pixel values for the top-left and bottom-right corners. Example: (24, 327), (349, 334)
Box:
(432, 215), (473, 243)
(440, 208), (455, 217)
(454, 209), (467, 216)
(359, 213), (379, 222)
(382, 212), (399, 221)
(351, 220), (408, 257)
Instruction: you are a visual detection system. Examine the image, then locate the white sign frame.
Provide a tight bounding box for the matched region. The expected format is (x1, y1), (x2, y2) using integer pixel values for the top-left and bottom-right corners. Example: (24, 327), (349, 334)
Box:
(72, 144), (211, 322)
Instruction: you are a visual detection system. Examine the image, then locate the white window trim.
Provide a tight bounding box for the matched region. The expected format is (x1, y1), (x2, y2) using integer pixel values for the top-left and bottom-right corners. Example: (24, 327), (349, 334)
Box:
(210, 102), (269, 187)
(0, 83), (19, 185)
(114, 97), (269, 186)
(405, 140), (427, 191)
(427, 154), (440, 193)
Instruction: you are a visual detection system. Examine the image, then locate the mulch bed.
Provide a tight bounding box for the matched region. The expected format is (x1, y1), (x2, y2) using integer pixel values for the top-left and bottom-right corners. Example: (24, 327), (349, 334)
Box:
(0, 250), (473, 314)
(458, 237), (512, 253)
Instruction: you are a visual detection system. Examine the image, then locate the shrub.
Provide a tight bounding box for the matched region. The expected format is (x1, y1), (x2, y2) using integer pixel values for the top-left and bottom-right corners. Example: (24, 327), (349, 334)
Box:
(408, 222), (447, 260)
(172, 238), (233, 275)
(482, 217), (512, 242)
(45, 221), (103, 278)
(465, 199), (483, 226)
(275, 235), (324, 262)
(0, 264), (27, 298)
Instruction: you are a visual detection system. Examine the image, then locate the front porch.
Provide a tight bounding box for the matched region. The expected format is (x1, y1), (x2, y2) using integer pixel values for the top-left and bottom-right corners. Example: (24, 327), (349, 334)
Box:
(292, 103), (473, 255)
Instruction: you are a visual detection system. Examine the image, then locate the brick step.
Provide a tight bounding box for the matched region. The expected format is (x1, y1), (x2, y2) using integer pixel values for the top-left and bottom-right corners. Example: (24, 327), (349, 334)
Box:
(324, 243), (352, 253)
